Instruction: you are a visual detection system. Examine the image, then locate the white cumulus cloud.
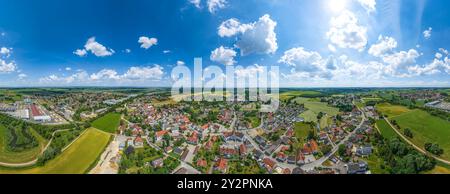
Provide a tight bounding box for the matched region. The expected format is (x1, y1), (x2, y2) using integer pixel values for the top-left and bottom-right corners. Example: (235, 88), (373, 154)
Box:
(138, 36), (158, 49)
(218, 14), (278, 56)
(210, 46), (237, 66)
(74, 37), (114, 57)
(423, 27), (432, 39)
(368, 35), (397, 57)
(207, 0), (227, 13)
(326, 10), (368, 51)
(0, 59), (16, 73)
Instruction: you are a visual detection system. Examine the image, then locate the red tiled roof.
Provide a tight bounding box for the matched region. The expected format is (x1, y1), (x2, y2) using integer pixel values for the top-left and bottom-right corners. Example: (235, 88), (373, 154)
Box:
(197, 159), (207, 167)
(216, 158), (228, 170)
(156, 130), (168, 137)
(263, 158), (276, 168)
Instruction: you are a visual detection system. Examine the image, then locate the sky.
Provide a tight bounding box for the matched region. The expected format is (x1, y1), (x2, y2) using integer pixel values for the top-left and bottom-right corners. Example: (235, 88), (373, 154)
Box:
(0, 0), (449, 87)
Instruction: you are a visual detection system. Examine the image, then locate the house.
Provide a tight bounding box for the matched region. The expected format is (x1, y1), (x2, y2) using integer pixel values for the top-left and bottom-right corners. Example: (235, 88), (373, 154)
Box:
(239, 144), (247, 157)
(276, 152), (287, 162)
(296, 150), (305, 165)
(220, 146), (237, 158)
(174, 147), (184, 155)
(215, 158), (228, 174)
(165, 146), (173, 153)
(127, 138), (134, 147)
(302, 140), (319, 155)
(133, 136), (144, 148)
(292, 167), (305, 174)
(262, 158), (277, 172)
(155, 130), (168, 142)
(253, 149), (264, 161)
(196, 159), (207, 168)
(222, 131), (244, 142)
(347, 161), (368, 174)
(283, 168), (291, 174)
(187, 132), (199, 145)
(356, 145), (372, 157)
(287, 155), (296, 164)
(151, 158), (164, 168)
(204, 140), (213, 151)
(119, 142), (125, 151)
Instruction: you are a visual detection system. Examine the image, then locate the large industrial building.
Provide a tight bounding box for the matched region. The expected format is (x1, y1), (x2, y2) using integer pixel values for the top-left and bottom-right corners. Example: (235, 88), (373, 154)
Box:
(30, 104), (51, 122)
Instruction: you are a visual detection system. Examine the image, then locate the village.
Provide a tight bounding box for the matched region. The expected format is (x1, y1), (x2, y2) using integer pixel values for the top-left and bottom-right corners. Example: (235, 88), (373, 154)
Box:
(106, 93), (379, 175)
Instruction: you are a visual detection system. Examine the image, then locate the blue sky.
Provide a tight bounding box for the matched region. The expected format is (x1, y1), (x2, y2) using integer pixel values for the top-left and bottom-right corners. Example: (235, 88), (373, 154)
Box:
(0, 0), (449, 87)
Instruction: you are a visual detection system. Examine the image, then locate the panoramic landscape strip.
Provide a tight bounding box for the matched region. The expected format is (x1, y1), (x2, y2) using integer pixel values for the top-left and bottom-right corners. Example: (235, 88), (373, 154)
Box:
(1, 0), (450, 177)
(0, 88), (449, 174)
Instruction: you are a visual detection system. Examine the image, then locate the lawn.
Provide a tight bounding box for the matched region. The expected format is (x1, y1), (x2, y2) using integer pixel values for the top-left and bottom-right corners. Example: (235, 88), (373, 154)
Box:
(375, 120), (397, 140)
(0, 128), (111, 174)
(249, 116), (261, 128)
(0, 125), (47, 163)
(362, 154), (389, 174)
(293, 122), (314, 146)
(392, 109), (450, 160)
(295, 97), (339, 128)
(375, 103), (411, 117)
(91, 113), (121, 133)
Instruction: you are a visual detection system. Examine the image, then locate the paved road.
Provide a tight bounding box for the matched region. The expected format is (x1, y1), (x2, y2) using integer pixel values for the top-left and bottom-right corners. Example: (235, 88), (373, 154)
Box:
(383, 117), (450, 165)
(301, 105), (366, 171)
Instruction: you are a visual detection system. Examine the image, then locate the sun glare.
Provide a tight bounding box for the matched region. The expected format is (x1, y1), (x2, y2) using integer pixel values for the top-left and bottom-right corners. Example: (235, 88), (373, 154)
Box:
(328, 0), (347, 13)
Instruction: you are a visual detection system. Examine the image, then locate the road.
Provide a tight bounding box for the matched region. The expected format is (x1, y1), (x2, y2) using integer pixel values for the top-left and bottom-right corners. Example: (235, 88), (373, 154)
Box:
(301, 105), (367, 171)
(383, 117), (450, 165)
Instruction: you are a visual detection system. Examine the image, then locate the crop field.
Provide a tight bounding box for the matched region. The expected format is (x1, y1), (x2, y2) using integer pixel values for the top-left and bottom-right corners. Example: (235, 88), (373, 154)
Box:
(0, 128), (111, 174)
(91, 113), (121, 133)
(375, 103), (411, 117)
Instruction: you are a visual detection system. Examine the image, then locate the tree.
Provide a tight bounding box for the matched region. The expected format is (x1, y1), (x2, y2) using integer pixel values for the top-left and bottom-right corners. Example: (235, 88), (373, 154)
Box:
(425, 143), (444, 156)
(338, 144), (346, 157)
(320, 145), (332, 155)
(403, 128), (414, 138)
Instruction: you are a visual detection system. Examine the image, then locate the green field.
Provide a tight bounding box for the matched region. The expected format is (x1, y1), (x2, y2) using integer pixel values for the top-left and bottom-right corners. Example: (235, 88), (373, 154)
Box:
(295, 97), (339, 128)
(392, 109), (450, 160)
(0, 128), (111, 174)
(375, 120), (397, 140)
(278, 91), (322, 101)
(362, 154), (389, 174)
(293, 122), (314, 146)
(0, 125), (47, 163)
(91, 113), (121, 133)
(375, 103), (411, 117)
(376, 103), (450, 160)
